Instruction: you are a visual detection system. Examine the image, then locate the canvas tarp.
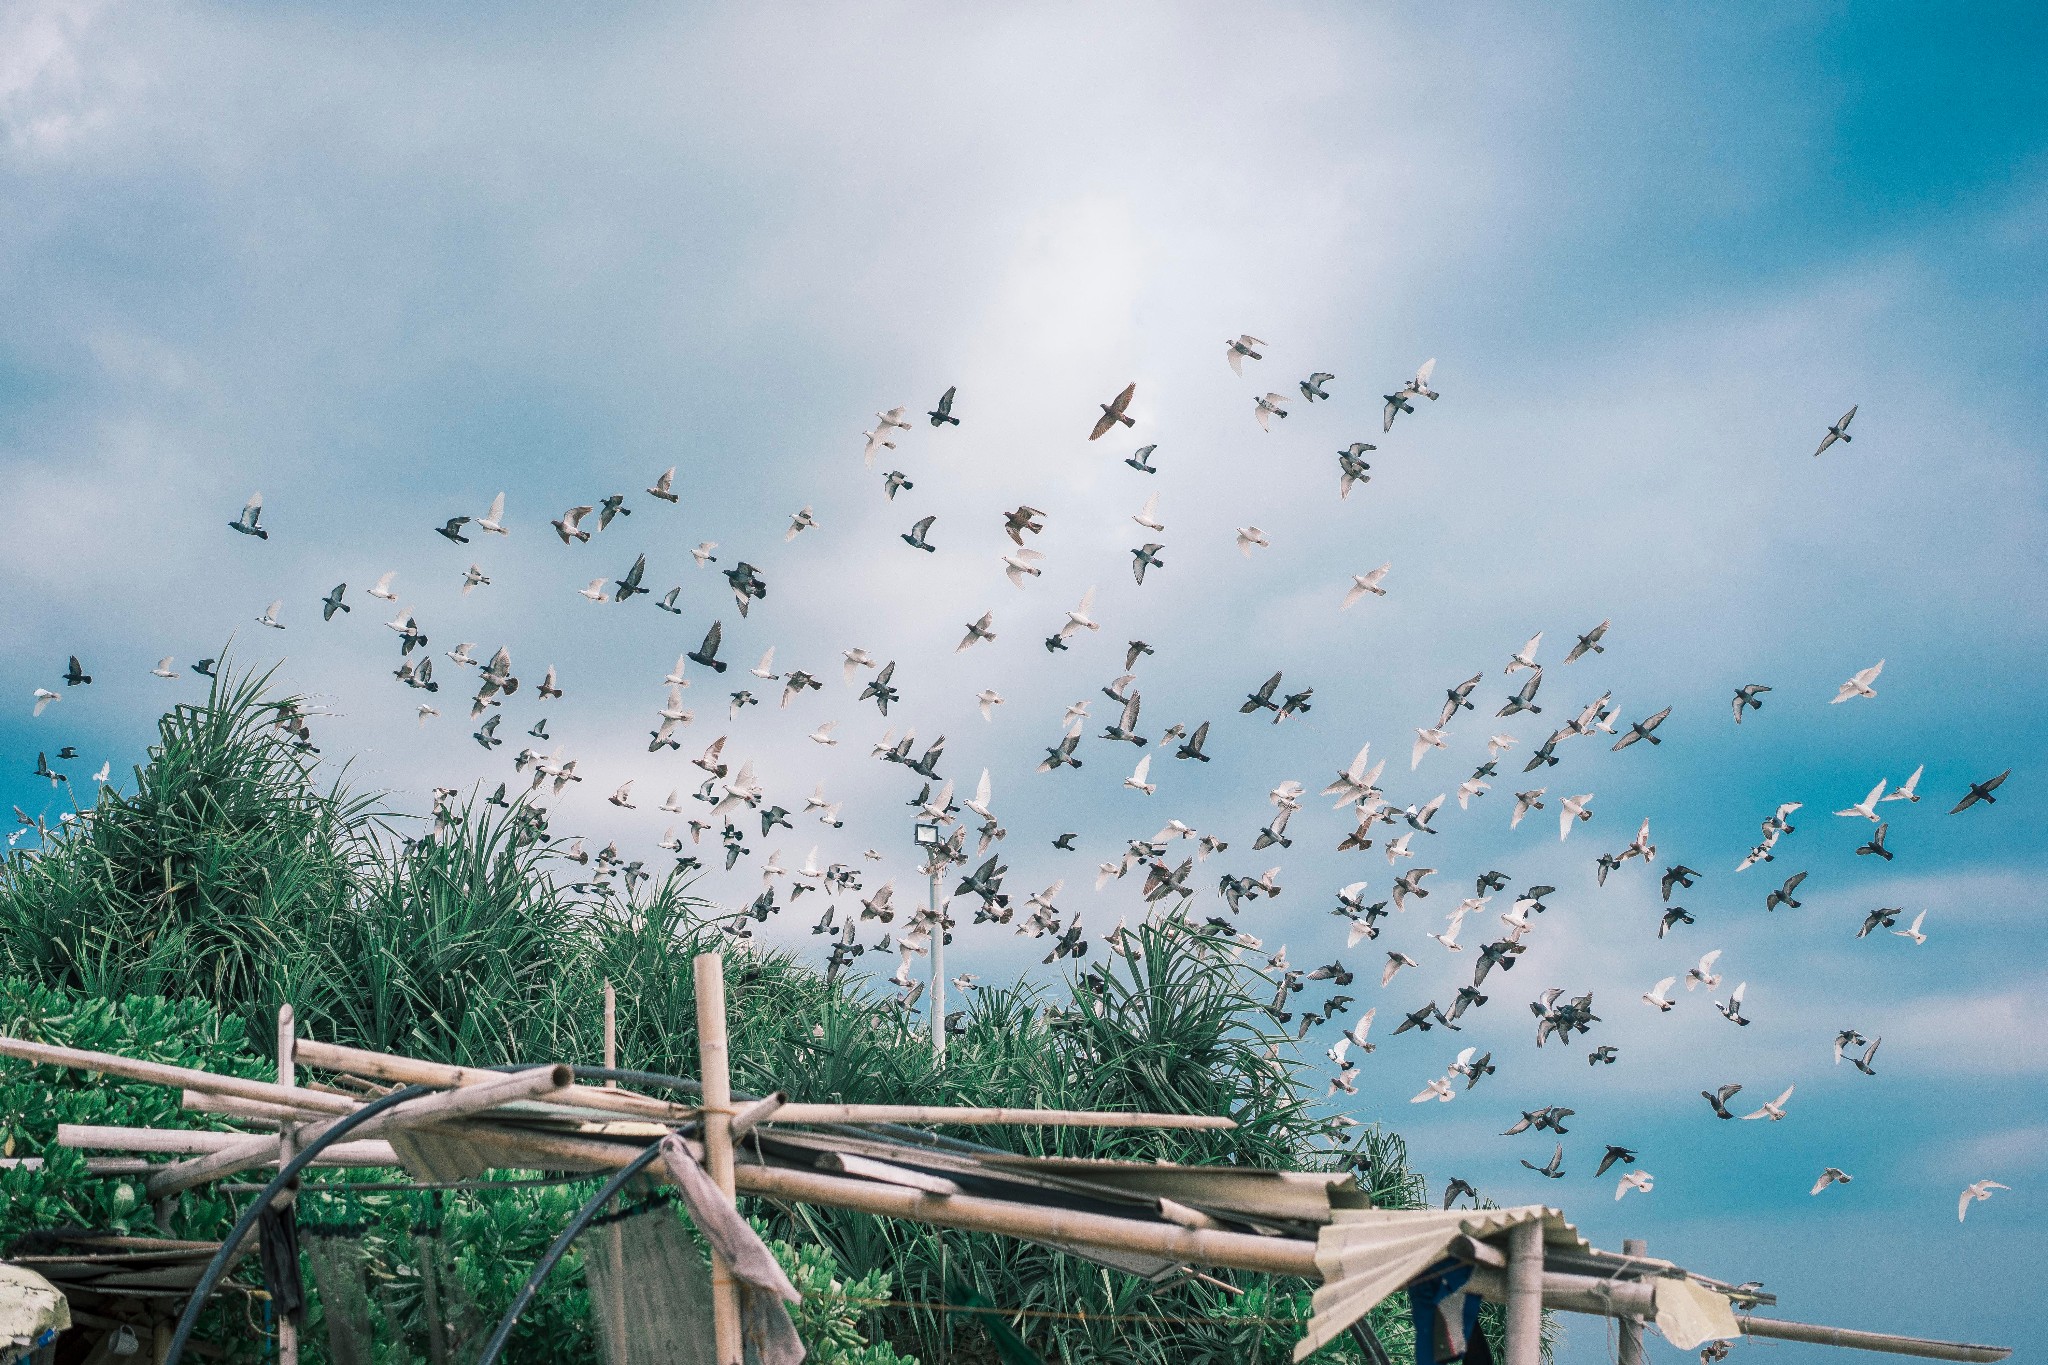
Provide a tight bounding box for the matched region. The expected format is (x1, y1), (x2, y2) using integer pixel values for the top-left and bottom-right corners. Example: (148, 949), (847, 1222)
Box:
(1651, 1276), (1740, 1351)
(0, 1263), (69, 1360)
(1298, 1206), (1585, 1361)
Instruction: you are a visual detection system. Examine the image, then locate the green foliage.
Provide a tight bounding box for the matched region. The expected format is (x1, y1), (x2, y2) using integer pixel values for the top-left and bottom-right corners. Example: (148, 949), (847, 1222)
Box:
(0, 664), (1446, 1365)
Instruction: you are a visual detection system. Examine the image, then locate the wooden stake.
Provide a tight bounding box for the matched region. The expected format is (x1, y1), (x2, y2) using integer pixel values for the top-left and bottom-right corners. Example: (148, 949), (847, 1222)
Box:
(1617, 1237), (1646, 1365)
(602, 980), (618, 1087)
(601, 979), (626, 1359)
(277, 1006), (299, 1365)
(1505, 1218), (1543, 1365)
(693, 952), (743, 1365)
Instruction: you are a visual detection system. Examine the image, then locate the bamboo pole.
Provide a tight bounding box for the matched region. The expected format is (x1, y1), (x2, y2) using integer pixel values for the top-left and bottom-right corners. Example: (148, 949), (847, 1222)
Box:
(0, 1035), (357, 1115)
(1737, 1315), (2011, 1362)
(732, 1162), (1321, 1276)
(293, 1039), (696, 1124)
(694, 952), (744, 1365)
(57, 1125), (395, 1163)
(145, 1066), (575, 1197)
(1504, 1219), (1543, 1365)
(600, 979), (625, 1361)
(767, 1103), (1235, 1128)
(1617, 1237), (1646, 1365)
(277, 1006), (299, 1365)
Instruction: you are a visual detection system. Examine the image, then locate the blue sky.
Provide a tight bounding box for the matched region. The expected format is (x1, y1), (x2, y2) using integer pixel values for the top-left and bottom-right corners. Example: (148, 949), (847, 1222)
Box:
(2, 2), (2043, 1359)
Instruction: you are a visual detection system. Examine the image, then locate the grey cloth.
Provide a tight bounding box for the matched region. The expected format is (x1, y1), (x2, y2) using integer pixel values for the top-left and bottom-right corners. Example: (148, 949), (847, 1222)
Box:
(659, 1135), (806, 1365)
(582, 1204), (718, 1365)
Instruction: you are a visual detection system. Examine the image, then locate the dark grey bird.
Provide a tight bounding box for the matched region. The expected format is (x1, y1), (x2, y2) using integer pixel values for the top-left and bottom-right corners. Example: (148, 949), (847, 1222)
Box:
(192, 658), (217, 678)
(62, 656), (91, 686)
(1732, 683), (1771, 723)
(1588, 1044), (1619, 1065)
(1765, 871), (1806, 912)
(1275, 687), (1313, 724)
(901, 515), (937, 553)
(1440, 674), (1482, 727)
(597, 494), (632, 529)
(860, 661), (899, 716)
(1241, 672), (1283, 716)
(1175, 721), (1212, 763)
(1336, 443), (1374, 498)
(1950, 769), (2010, 814)
(1855, 823), (1892, 861)
(1125, 443), (1158, 474)
(473, 715), (502, 749)
(1523, 732), (1563, 771)
(1857, 906), (1902, 938)
(321, 584), (349, 620)
(1090, 382), (1137, 441)
(1703, 1084), (1742, 1120)
(1132, 543), (1165, 584)
(1520, 1144), (1565, 1179)
(1442, 1178), (1479, 1210)
(1851, 1036), (1882, 1076)
(1299, 372), (1334, 401)
(655, 586), (684, 615)
(1100, 692), (1145, 747)
(1813, 404), (1857, 457)
(1381, 359), (1438, 432)
(722, 562), (767, 616)
(1563, 621), (1609, 663)
(1659, 865), (1699, 901)
(227, 491), (268, 539)
(688, 620), (727, 673)
(1612, 706), (1672, 751)
(1052, 832), (1077, 850)
(613, 554), (649, 601)
(1125, 640), (1154, 669)
(927, 386), (960, 427)
(436, 516), (471, 544)
(1659, 907), (1694, 940)
(882, 470), (914, 500)
(1595, 1145), (1638, 1176)
(1497, 672), (1544, 718)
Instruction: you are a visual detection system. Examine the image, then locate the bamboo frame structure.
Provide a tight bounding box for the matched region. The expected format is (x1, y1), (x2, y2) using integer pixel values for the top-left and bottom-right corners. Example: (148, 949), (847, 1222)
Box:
(1504, 1220), (1543, 1365)
(694, 952), (744, 1365)
(766, 1103), (1236, 1128)
(277, 1005), (299, 1365)
(1618, 1237), (1646, 1365)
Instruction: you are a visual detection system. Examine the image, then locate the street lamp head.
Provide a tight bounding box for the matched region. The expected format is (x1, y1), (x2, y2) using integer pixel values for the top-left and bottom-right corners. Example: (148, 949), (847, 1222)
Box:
(913, 819), (941, 848)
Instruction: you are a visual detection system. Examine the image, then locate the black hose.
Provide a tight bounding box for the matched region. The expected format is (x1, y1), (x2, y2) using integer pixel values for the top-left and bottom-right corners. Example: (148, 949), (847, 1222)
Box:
(474, 1130), (691, 1365)
(162, 1083), (434, 1365)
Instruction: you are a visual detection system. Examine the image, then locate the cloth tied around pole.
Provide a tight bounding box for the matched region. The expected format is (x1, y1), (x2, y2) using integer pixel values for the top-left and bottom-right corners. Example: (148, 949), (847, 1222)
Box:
(1405, 1260), (1493, 1365)
(658, 1134), (805, 1365)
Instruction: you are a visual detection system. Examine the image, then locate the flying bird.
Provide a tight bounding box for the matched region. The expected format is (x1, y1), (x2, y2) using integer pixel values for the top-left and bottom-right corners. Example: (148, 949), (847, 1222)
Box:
(1299, 372), (1335, 401)
(927, 386), (960, 427)
(1224, 335), (1265, 375)
(1090, 383), (1137, 440)
(1958, 1180), (2008, 1222)
(228, 491), (268, 539)
(1732, 683), (1771, 722)
(645, 469), (678, 503)
(1381, 359), (1438, 431)
(1811, 1168), (1853, 1196)
(1950, 770), (2010, 814)
(1831, 659), (1884, 704)
(1814, 405), (1858, 457)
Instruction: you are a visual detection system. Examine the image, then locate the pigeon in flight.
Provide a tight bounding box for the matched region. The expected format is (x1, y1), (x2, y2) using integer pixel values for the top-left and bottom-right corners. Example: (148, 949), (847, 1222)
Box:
(1336, 444), (1374, 497)
(901, 516), (937, 553)
(1124, 443), (1158, 474)
(1381, 359), (1438, 432)
(1343, 565), (1390, 607)
(1090, 383), (1137, 440)
(436, 516), (471, 544)
(1224, 334), (1265, 375)
(1958, 1180), (2008, 1222)
(228, 491), (268, 540)
(1950, 769), (2010, 813)
(1614, 1171), (1654, 1200)
(1253, 393), (1289, 431)
(1611, 707), (1671, 750)
(1702, 1084), (1742, 1120)
(1131, 543), (1165, 584)
(1563, 621), (1609, 663)
(1731, 683), (1770, 723)
(1811, 1168), (1853, 1196)
(1521, 1143), (1565, 1179)
(552, 506), (594, 544)
(645, 468), (678, 503)
(1299, 372), (1334, 401)
(927, 386), (960, 427)
(1831, 659), (1884, 703)
(1814, 405), (1858, 457)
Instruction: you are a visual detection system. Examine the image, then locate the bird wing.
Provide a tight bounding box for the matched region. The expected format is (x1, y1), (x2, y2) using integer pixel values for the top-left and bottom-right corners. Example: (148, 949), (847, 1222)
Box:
(1415, 358), (1436, 387)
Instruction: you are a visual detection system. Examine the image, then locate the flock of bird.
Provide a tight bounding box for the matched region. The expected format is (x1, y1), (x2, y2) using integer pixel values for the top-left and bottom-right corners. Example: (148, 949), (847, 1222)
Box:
(16, 334), (2018, 1232)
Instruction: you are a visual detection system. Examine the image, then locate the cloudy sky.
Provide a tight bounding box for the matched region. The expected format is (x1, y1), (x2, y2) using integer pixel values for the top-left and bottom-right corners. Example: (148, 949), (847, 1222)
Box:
(3, 2), (2044, 1359)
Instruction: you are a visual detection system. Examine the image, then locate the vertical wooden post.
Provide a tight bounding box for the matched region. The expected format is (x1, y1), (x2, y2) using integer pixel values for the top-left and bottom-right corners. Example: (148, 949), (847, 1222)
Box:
(694, 952), (743, 1365)
(276, 1005), (299, 1365)
(1505, 1218), (1543, 1365)
(1618, 1237), (1647, 1365)
(603, 979), (618, 1086)
(602, 978), (626, 1359)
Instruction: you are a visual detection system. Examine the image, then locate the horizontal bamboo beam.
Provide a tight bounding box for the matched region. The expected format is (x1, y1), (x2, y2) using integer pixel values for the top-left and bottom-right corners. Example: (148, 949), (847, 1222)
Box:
(732, 1161), (1318, 1277)
(58, 1125), (396, 1164)
(294, 1040), (696, 1125)
(1462, 1268), (2008, 1362)
(0, 1035), (356, 1115)
(183, 1089), (316, 1125)
(767, 1104), (1236, 1129)
(146, 1065), (575, 1198)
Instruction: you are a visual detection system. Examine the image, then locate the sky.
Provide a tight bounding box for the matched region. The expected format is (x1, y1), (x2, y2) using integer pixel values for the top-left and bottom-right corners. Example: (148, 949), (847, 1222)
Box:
(2, 2), (2044, 1360)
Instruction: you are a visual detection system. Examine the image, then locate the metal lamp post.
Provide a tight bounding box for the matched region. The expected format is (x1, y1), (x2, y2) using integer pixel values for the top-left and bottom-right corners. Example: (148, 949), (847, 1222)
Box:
(913, 819), (945, 1066)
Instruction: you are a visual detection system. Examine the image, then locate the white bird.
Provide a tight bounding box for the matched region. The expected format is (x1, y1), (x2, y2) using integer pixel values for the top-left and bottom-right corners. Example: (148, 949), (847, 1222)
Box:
(1487, 733), (1517, 758)
(664, 655), (691, 687)
(1225, 334), (1265, 376)
(691, 542), (719, 567)
(647, 467), (679, 502)
(1831, 659), (1884, 704)
(1557, 792), (1594, 840)
(861, 428), (897, 468)
(1641, 976), (1678, 1011)
(1811, 1167), (1853, 1196)
(840, 648), (876, 684)
(1506, 634), (1542, 674)
(256, 600), (285, 629)
(1615, 1171), (1655, 1200)
(1123, 754), (1155, 796)
(1510, 788), (1545, 830)
(32, 689), (60, 717)
(477, 492), (509, 534)
(1958, 1180), (2009, 1222)
(1892, 910), (1927, 945)
(1253, 392), (1289, 430)
(808, 721), (838, 747)
(1411, 1077), (1455, 1104)
(1060, 588), (1101, 638)
(92, 761), (109, 785)
(1132, 494), (1165, 533)
(1234, 526), (1270, 556)
(578, 578), (608, 602)
(368, 571), (399, 601)
(750, 648), (779, 681)
(608, 781), (637, 810)
(1882, 765), (1925, 804)
(785, 506), (818, 540)
(1742, 1085), (1794, 1121)
(1382, 952), (1419, 987)
(976, 690), (1003, 722)
(416, 704), (438, 724)
(151, 658), (177, 679)
(461, 565), (490, 595)
(1343, 565), (1390, 607)
(1685, 949), (1723, 992)
(1835, 780), (1886, 822)
(966, 769), (995, 820)
(1001, 547), (1045, 587)
(1412, 727), (1449, 770)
